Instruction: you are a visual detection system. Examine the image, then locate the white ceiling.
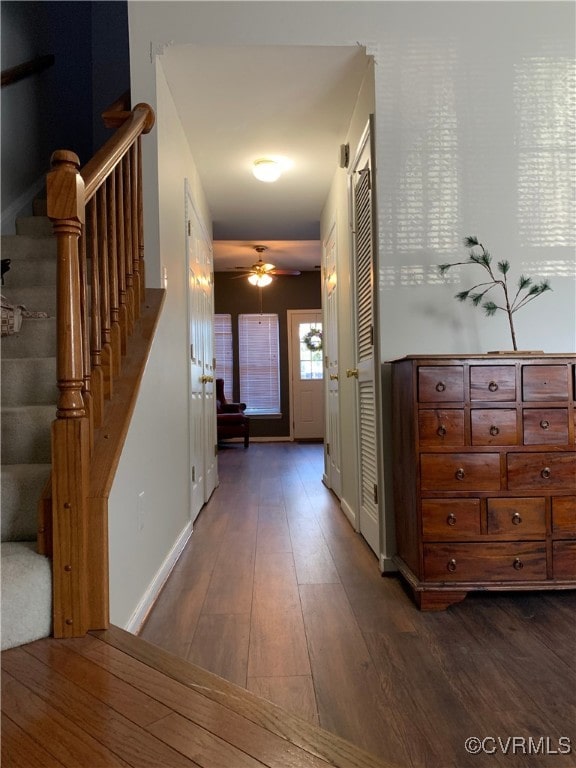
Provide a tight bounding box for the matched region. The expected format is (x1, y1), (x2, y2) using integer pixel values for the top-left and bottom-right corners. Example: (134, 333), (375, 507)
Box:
(160, 44), (370, 270)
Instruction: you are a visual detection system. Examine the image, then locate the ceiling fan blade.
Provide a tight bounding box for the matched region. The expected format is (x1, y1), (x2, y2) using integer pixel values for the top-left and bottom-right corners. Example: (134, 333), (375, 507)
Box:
(270, 269), (301, 276)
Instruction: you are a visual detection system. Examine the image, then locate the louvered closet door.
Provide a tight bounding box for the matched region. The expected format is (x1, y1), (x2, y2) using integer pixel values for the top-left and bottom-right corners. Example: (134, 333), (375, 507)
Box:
(351, 126), (380, 556)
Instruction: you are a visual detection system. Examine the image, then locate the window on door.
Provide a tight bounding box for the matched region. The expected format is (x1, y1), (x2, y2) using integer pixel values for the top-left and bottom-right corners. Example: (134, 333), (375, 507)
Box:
(298, 322), (323, 380)
(239, 313), (281, 415)
(214, 314), (233, 401)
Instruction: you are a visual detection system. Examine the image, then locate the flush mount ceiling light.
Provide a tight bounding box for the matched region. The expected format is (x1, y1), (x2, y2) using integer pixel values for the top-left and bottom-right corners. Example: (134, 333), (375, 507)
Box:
(252, 157), (290, 183)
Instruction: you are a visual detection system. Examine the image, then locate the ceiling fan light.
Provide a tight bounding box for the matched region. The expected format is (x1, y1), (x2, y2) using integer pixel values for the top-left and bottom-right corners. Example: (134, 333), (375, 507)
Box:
(252, 159), (282, 183)
(248, 273), (273, 287)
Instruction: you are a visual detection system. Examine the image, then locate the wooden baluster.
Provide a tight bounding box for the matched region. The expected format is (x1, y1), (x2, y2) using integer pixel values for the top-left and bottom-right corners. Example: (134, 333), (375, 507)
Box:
(87, 199), (104, 426)
(106, 171), (122, 375)
(96, 185), (113, 399)
(137, 136), (146, 298)
(46, 150), (89, 639)
(78, 227), (93, 449)
(130, 143), (141, 316)
(122, 154), (135, 334)
(115, 163), (128, 353)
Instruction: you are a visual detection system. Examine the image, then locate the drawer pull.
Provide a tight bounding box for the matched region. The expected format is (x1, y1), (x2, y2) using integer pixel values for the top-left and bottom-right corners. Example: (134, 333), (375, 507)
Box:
(437, 425), (447, 437)
(488, 381), (499, 392)
(541, 467), (551, 480)
(447, 559), (457, 572)
(489, 425), (500, 436)
(540, 419), (550, 430)
(513, 558), (524, 570)
(512, 512), (522, 525)
(446, 513), (457, 526)
(435, 381), (446, 392)
(455, 468), (465, 481)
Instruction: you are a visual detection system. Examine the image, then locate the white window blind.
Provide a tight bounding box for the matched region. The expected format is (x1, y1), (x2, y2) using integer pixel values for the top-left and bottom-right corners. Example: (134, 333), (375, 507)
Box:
(214, 314), (233, 401)
(239, 314), (280, 415)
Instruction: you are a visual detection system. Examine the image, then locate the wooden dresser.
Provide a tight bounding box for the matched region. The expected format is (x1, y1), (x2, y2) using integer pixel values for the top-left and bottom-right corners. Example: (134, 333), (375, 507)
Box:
(390, 354), (576, 610)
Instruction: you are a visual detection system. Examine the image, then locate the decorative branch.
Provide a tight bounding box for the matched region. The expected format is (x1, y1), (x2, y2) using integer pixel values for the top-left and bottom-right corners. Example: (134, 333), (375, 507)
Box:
(438, 236), (552, 351)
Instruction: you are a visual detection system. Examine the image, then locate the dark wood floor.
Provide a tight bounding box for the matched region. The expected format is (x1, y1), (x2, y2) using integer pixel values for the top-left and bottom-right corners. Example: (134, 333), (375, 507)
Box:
(140, 442), (576, 768)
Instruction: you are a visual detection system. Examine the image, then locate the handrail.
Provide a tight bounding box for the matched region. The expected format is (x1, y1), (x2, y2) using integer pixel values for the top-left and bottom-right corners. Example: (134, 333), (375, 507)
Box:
(46, 101), (155, 638)
(1, 54), (54, 88)
(83, 104), (155, 200)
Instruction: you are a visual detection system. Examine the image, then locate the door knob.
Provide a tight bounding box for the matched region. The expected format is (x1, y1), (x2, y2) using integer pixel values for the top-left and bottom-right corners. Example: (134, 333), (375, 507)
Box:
(329, 373), (339, 381)
(346, 368), (359, 378)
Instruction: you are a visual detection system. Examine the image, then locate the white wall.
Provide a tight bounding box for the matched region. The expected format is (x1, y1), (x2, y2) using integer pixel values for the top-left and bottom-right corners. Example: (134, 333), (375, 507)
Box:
(108, 58), (212, 628)
(128, 1), (575, 350)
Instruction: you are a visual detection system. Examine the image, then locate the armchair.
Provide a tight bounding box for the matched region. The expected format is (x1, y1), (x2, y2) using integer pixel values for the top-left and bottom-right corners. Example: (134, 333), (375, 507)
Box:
(216, 378), (250, 448)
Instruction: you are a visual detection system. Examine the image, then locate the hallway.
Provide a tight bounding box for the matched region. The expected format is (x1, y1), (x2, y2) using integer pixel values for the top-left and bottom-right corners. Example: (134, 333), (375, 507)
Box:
(140, 443), (576, 768)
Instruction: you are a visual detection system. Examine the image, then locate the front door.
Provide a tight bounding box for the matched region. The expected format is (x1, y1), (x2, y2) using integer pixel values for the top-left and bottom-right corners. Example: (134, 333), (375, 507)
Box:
(289, 310), (324, 440)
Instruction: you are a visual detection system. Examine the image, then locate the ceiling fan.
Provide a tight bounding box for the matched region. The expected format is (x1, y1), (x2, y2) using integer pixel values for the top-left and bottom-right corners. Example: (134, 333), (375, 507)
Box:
(230, 245), (301, 286)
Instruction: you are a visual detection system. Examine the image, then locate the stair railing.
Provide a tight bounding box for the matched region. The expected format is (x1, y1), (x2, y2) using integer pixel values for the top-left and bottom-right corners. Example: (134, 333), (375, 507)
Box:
(46, 102), (155, 638)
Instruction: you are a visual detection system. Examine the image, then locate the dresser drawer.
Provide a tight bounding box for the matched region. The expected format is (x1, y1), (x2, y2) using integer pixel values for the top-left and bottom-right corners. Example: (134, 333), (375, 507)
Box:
(470, 365), (516, 401)
(421, 453), (500, 491)
(422, 499), (481, 540)
(522, 365), (568, 401)
(423, 542), (546, 582)
(471, 409), (517, 445)
(553, 541), (576, 578)
(552, 497), (576, 536)
(419, 410), (464, 447)
(523, 409), (569, 445)
(487, 498), (546, 536)
(508, 453), (576, 490)
(418, 366), (463, 402)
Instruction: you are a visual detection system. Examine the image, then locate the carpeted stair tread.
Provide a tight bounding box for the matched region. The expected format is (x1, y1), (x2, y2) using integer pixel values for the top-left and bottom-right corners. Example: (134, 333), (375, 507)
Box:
(1, 212), (56, 650)
(1, 255), (56, 288)
(1, 357), (58, 405)
(1, 541), (52, 651)
(0, 286), (56, 316)
(1, 464), (51, 542)
(15, 215), (53, 238)
(1, 234), (57, 260)
(1, 405), (54, 464)
(0, 317), (57, 358)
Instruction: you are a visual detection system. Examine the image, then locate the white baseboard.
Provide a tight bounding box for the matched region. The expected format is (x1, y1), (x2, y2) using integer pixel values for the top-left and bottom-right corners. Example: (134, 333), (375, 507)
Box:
(340, 497), (357, 530)
(125, 521), (192, 634)
(380, 554), (398, 573)
(1, 176), (46, 234)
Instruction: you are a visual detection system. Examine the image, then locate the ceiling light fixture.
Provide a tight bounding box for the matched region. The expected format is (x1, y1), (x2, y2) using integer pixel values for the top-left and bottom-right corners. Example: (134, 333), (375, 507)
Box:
(248, 272), (273, 287)
(252, 158), (283, 183)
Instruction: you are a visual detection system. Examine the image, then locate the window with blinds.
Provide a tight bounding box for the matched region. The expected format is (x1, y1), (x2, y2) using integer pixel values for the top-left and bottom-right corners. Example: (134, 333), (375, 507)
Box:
(214, 314), (233, 401)
(238, 314), (281, 415)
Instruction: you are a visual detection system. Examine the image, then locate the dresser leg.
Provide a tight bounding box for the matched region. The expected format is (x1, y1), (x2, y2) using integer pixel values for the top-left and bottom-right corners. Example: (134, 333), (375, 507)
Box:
(416, 590), (468, 611)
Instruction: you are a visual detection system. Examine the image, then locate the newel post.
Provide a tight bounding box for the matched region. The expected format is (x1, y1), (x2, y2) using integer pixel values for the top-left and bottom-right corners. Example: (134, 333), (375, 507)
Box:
(47, 150), (90, 638)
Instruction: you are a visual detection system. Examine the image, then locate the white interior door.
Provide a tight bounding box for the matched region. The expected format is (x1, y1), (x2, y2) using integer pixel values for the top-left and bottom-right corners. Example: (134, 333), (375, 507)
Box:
(289, 310), (324, 439)
(350, 124), (381, 556)
(322, 223), (342, 497)
(186, 181), (217, 522)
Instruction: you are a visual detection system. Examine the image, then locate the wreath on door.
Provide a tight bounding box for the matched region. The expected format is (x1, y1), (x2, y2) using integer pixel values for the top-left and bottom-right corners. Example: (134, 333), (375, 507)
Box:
(302, 328), (323, 351)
